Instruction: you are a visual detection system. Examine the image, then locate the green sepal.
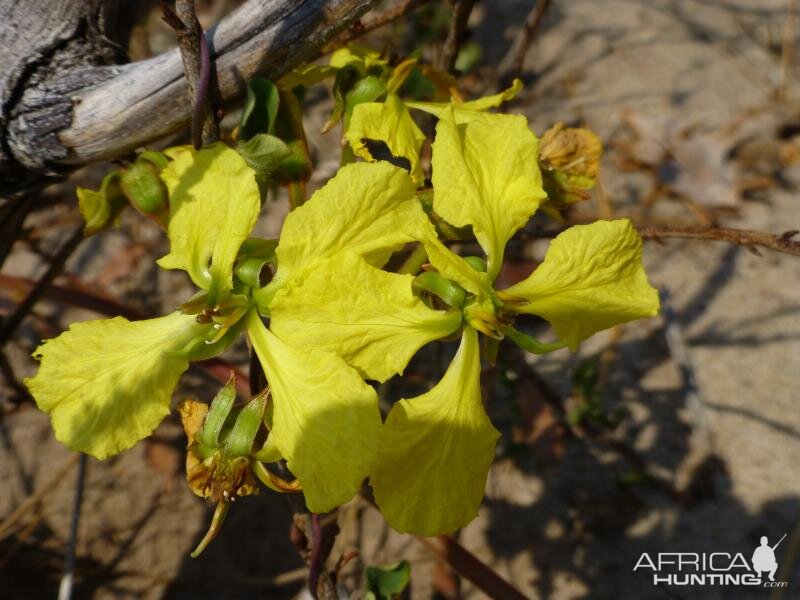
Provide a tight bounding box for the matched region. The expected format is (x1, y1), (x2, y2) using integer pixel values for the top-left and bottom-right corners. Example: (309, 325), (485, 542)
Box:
(240, 77), (280, 140)
(197, 376), (237, 448)
(137, 150), (169, 170)
(462, 256), (487, 273)
(364, 561), (411, 600)
(235, 256), (271, 289)
(252, 435), (282, 463)
(121, 159), (168, 219)
(223, 390), (268, 458)
(165, 314), (247, 361)
(412, 271), (466, 309)
(234, 239), (277, 288)
(503, 326), (567, 354)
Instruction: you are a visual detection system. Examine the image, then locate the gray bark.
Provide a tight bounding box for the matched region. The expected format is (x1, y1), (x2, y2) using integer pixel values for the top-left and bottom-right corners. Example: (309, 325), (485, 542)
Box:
(0, 0), (378, 199)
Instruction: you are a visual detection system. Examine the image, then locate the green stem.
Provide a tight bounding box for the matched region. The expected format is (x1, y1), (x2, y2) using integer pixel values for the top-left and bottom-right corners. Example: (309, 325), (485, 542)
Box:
(287, 181), (306, 209)
(398, 244), (428, 275)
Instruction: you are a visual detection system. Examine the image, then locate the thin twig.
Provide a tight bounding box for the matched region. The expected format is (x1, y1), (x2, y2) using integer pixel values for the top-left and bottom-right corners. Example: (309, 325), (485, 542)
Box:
(439, 0), (476, 73)
(636, 225), (800, 257)
(779, 0), (796, 101)
(323, 0), (433, 51)
(415, 535), (529, 600)
(163, 0), (219, 147)
(0, 225), (84, 345)
(499, 0), (552, 79)
(0, 454), (79, 541)
(57, 454), (88, 600)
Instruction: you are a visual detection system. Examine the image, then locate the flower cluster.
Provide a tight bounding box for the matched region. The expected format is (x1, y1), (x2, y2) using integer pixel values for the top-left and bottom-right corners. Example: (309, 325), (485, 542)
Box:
(25, 51), (659, 541)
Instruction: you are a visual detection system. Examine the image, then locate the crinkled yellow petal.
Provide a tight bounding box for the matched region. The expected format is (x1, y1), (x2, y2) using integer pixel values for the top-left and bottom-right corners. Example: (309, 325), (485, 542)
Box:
(431, 109), (546, 280)
(370, 327), (500, 535)
(272, 161), (430, 282)
(346, 94), (425, 185)
(158, 143), (260, 301)
(503, 219), (660, 350)
(270, 252), (462, 382)
(247, 312), (382, 513)
(25, 312), (198, 459)
(406, 78), (522, 122)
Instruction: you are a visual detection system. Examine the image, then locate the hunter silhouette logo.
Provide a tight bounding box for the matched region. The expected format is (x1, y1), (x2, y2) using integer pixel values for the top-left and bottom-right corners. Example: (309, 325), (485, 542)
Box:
(752, 534), (786, 582)
(633, 534), (789, 588)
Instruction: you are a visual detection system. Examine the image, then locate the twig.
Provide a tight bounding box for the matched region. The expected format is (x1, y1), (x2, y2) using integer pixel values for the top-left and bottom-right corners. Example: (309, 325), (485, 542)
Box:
(498, 0), (552, 79)
(323, 0), (433, 51)
(636, 225), (800, 257)
(779, 0), (796, 101)
(57, 453), (88, 600)
(415, 535), (528, 600)
(0, 454), (79, 541)
(439, 0), (476, 73)
(0, 225), (84, 345)
(163, 0), (219, 147)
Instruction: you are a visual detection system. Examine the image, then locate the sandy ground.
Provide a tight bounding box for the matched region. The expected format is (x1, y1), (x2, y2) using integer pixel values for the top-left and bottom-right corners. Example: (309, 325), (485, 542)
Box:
(1, 1), (800, 599)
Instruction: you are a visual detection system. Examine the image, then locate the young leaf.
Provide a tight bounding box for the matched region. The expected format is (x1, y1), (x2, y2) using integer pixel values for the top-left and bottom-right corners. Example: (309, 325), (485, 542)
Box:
(365, 561), (411, 600)
(239, 77), (280, 140)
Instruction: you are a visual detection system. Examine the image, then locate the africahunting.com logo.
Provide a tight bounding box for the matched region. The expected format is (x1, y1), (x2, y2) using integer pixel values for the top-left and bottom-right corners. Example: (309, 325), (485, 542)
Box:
(633, 534), (788, 588)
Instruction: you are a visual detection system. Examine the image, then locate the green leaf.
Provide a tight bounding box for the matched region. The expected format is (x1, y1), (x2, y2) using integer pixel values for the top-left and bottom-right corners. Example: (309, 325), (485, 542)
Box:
(269, 252), (462, 382)
(25, 312), (201, 459)
(158, 143), (261, 303)
(370, 327), (500, 535)
(247, 312), (382, 513)
(365, 561), (411, 600)
(502, 219), (660, 350)
(239, 77), (280, 140)
(235, 133), (292, 190)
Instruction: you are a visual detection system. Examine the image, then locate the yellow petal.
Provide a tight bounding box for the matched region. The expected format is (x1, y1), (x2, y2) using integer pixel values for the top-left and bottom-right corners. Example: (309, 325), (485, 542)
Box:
(157, 143), (261, 302)
(25, 312), (198, 459)
(270, 252), (462, 382)
(346, 94), (426, 185)
(370, 327), (499, 535)
(247, 312), (382, 513)
(431, 109), (546, 280)
(272, 161), (430, 282)
(330, 43), (387, 71)
(503, 219), (660, 350)
(406, 78), (523, 122)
